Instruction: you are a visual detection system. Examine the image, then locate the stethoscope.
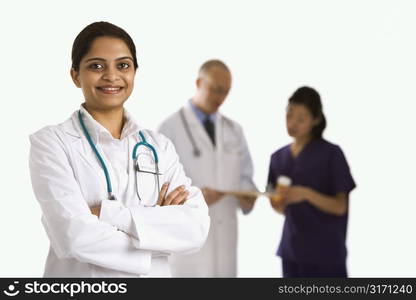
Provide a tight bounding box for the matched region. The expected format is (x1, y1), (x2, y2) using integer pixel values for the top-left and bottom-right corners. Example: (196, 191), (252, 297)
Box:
(179, 108), (201, 157)
(78, 110), (160, 201)
(179, 107), (235, 157)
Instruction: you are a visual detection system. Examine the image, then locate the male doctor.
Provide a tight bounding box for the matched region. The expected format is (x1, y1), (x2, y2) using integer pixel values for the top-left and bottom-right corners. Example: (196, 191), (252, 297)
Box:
(158, 59), (258, 277)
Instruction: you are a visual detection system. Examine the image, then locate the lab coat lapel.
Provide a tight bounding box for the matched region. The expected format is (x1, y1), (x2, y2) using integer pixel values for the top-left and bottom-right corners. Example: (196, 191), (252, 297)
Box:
(215, 114), (224, 154)
(183, 103), (215, 152)
(62, 116), (108, 194)
(215, 114), (225, 187)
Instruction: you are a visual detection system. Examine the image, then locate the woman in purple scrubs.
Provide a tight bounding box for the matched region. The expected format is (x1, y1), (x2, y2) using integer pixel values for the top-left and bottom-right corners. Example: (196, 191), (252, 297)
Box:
(267, 86), (356, 277)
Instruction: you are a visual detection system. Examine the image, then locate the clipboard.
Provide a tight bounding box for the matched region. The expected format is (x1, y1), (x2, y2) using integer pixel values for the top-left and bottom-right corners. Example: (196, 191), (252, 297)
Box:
(219, 190), (276, 198)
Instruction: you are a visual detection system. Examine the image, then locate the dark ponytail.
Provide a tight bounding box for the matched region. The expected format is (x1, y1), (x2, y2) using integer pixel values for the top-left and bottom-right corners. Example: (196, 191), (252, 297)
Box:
(288, 86), (326, 139)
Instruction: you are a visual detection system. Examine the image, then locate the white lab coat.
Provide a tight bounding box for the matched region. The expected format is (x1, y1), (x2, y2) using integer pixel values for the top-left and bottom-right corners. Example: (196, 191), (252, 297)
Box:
(29, 105), (210, 277)
(158, 102), (257, 277)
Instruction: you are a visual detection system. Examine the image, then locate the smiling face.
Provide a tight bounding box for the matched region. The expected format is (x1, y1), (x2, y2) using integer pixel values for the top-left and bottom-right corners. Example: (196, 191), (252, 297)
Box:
(286, 103), (319, 140)
(70, 36), (136, 111)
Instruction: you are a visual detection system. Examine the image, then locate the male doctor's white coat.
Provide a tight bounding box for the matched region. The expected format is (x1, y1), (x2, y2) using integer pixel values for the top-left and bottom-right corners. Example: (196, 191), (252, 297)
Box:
(158, 102), (257, 277)
(29, 105), (210, 277)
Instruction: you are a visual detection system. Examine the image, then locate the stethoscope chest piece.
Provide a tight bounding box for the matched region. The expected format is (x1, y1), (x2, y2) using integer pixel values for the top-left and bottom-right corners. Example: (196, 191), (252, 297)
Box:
(132, 132), (161, 203)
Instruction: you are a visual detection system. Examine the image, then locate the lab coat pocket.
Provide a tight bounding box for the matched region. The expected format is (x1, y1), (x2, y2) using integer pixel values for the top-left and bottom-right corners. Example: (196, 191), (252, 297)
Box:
(223, 140), (240, 153)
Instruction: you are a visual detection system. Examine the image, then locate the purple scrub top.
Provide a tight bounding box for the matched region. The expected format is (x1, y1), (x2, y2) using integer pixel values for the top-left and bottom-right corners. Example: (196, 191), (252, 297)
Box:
(267, 138), (356, 265)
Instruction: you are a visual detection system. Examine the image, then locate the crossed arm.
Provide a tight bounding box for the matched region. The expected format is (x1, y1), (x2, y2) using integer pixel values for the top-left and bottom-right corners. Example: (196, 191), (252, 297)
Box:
(29, 129), (210, 275)
(90, 182), (189, 217)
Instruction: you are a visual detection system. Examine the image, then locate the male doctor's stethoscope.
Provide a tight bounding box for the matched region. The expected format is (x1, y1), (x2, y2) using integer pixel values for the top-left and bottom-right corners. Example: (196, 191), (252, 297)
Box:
(78, 110), (160, 202)
(179, 107), (235, 157)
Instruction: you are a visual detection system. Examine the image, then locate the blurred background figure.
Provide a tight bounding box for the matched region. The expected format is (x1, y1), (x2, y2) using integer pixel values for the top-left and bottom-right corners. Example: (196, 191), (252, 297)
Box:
(158, 60), (258, 277)
(267, 86), (356, 277)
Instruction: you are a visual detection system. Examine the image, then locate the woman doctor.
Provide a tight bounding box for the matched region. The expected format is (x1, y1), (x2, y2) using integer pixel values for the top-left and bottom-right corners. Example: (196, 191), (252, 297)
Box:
(267, 86), (356, 277)
(29, 22), (210, 277)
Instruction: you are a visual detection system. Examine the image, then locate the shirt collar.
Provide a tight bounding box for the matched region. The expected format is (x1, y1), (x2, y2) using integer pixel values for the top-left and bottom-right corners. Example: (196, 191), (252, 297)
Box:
(189, 99), (217, 123)
(77, 104), (141, 143)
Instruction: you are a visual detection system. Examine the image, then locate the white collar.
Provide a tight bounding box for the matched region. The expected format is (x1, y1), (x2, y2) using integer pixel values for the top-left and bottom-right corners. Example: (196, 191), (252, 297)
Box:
(76, 105), (141, 143)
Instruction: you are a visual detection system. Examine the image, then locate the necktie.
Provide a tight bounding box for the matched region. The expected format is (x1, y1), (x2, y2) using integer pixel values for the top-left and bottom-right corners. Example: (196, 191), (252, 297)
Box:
(203, 117), (215, 146)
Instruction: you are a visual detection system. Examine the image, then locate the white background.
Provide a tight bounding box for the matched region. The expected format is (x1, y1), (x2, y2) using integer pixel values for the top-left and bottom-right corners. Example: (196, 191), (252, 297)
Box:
(1, 0), (415, 277)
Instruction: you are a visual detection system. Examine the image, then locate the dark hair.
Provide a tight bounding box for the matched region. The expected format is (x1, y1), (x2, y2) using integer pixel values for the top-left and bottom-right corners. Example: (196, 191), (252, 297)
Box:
(71, 21), (138, 72)
(288, 86), (326, 139)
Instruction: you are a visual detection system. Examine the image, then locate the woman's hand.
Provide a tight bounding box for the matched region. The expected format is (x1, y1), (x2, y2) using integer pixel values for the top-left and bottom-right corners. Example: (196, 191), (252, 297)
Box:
(269, 185), (310, 213)
(157, 182), (190, 206)
(284, 186), (311, 204)
(89, 182), (189, 215)
(90, 205), (101, 217)
(269, 193), (287, 214)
